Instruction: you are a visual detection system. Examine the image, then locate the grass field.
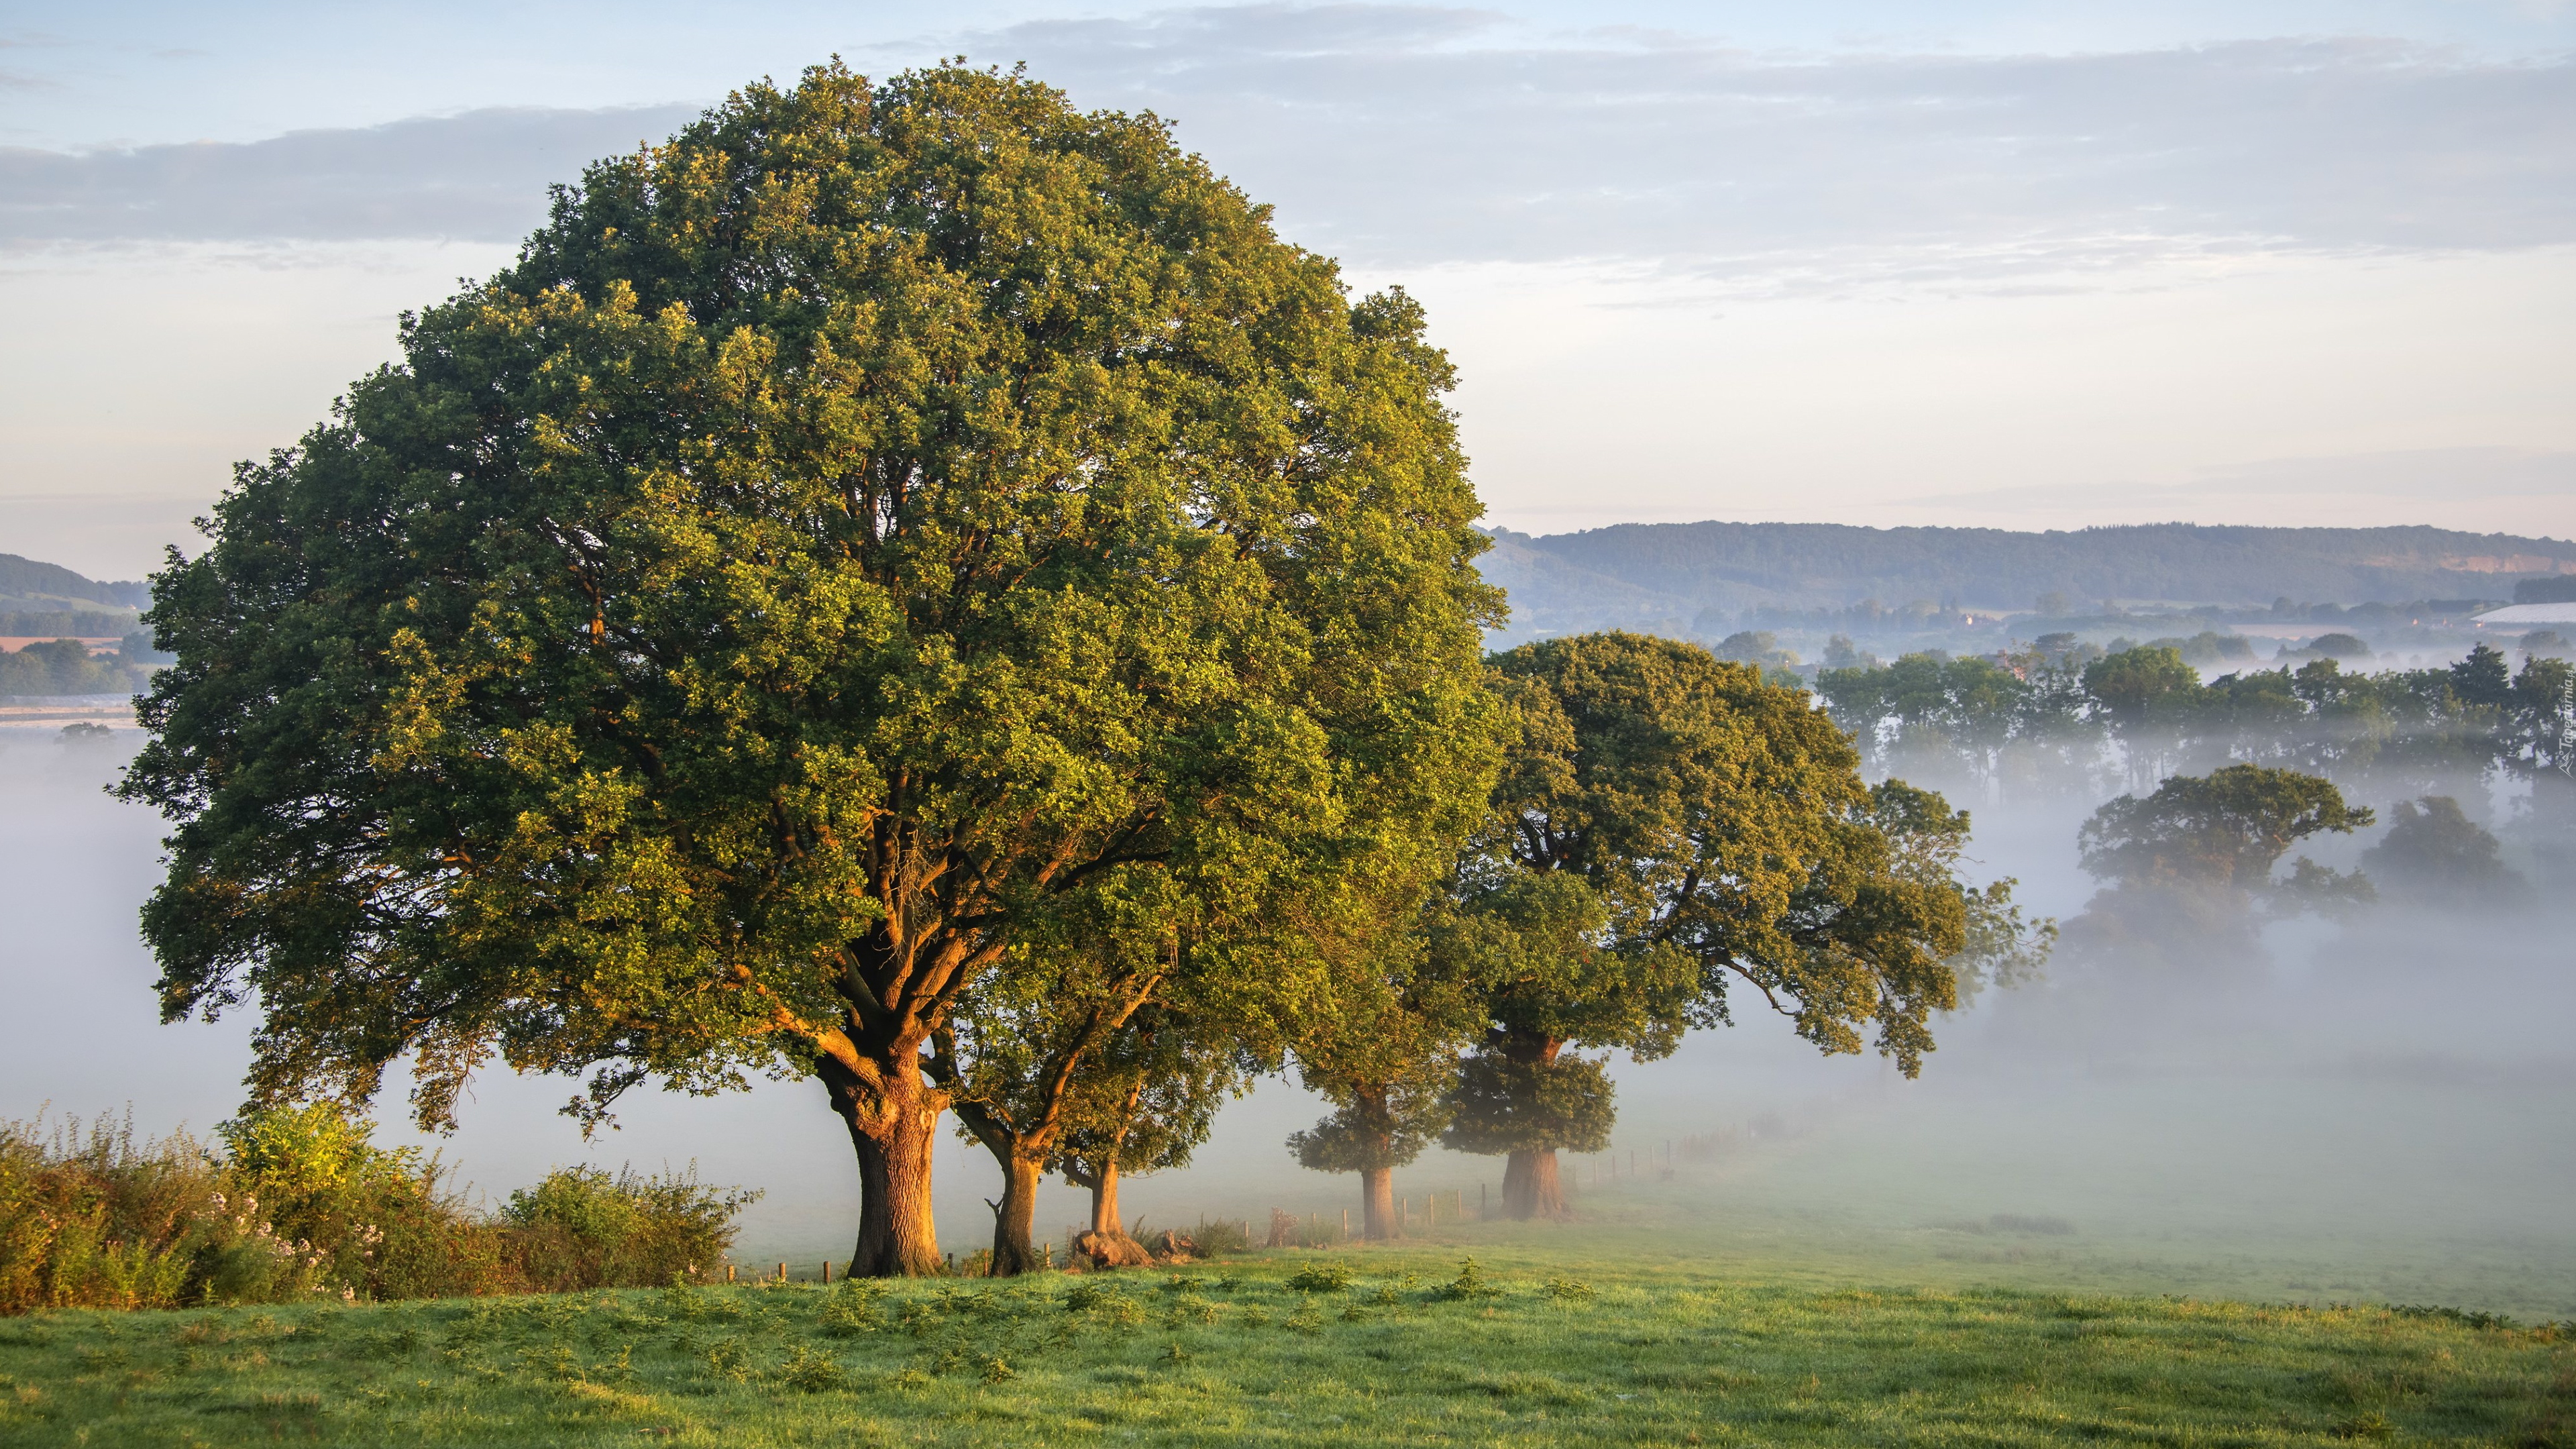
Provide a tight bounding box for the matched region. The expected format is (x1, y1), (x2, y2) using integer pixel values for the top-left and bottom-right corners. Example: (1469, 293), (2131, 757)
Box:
(5, 1234), (2569, 1448)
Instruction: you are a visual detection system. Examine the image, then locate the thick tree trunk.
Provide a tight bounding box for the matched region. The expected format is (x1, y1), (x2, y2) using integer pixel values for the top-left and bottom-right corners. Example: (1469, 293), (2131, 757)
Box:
(1074, 1159), (1152, 1268)
(1496, 1030), (1572, 1220)
(1360, 1166), (1397, 1240)
(1091, 1159), (1126, 1238)
(1502, 1148), (1567, 1220)
(824, 1057), (947, 1277)
(987, 1152), (1046, 1276)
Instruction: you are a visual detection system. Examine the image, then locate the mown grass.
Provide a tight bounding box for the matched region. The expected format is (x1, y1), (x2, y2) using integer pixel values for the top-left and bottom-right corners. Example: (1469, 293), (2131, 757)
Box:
(3, 1244), (2569, 1446)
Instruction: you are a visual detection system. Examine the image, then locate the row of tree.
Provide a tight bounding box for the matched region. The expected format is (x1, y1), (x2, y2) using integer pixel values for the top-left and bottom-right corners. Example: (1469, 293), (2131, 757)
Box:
(0, 637), (157, 698)
(115, 64), (2045, 1279)
(1816, 641), (2574, 803)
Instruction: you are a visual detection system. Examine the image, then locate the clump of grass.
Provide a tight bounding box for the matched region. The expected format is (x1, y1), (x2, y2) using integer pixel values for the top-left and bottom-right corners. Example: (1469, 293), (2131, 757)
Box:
(1163, 1293), (1216, 1328)
(703, 1338), (752, 1382)
(818, 1282), (885, 1336)
(978, 1354), (1015, 1384)
(2332, 1409), (2396, 1440)
(1193, 1219), (1251, 1256)
(1544, 1276), (1596, 1301)
(2387, 1303), (2520, 1330)
(777, 1345), (842, 1392)
(1287, 1263), (1352, 1293)
(1440, 1258), (1497, 1301)
(1060, 1280), (1113, 1312)
(1481, 1371), (1589, 1405)
(592, 1344), (635, 1383)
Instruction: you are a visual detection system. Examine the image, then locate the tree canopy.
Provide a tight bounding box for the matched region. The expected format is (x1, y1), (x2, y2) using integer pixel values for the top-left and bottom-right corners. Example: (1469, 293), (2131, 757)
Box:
(2077, 764), (2374, 899)
(1415, 633), (2012, 1217)
(2360, 796), (2527, 905)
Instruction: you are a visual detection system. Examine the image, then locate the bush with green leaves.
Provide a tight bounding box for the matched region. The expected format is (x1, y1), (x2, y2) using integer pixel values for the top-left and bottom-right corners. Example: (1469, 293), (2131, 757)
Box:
(1, 1105), (753, 1313)
(500, 1165), (756, 1292)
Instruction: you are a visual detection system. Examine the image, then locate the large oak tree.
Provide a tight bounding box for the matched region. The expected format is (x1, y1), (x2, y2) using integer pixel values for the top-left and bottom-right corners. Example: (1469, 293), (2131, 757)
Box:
(119, 62), (1500, 1277)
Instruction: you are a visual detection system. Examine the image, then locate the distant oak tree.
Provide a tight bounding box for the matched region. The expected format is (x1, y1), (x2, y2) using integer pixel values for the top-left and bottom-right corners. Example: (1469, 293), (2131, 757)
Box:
(1436, 633), (2032, 1219)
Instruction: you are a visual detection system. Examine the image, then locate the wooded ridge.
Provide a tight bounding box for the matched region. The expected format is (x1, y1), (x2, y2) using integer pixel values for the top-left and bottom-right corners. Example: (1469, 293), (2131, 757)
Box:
(1483, 523), (2576, 634)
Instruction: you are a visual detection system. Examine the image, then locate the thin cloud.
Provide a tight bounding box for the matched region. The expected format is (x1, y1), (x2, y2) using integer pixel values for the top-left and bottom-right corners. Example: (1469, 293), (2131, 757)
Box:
(1, 6), (2568, 290)
(0, 104), (701, 245)
(969, 11), (2576, 279)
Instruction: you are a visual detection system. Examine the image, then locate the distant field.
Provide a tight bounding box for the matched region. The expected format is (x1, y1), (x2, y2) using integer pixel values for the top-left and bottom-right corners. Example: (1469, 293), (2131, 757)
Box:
(5, 1240), (2567, 1447)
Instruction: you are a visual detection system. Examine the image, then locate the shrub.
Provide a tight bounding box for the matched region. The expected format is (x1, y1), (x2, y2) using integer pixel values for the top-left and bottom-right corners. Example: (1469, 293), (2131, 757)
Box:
(0, 1106), (757, 1314)
(500, 1165), (756, 1292)
(0, 1110), (227, 1313)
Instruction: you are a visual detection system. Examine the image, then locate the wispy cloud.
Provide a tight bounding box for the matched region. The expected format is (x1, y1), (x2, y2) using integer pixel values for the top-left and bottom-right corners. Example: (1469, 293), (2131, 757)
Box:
(965, 10), (2576, 281)
(0, 104), (700, 246)
(3, 5), (2569, 290)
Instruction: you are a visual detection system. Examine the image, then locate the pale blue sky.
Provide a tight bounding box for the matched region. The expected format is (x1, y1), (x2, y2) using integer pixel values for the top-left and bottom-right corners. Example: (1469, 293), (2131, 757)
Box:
(2, 1), (2572, 576)
(7, 1), (2574, 148)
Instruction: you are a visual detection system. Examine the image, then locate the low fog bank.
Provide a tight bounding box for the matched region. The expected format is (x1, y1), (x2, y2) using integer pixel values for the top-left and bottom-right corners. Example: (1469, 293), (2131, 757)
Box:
(6, 724), (2571, 1313)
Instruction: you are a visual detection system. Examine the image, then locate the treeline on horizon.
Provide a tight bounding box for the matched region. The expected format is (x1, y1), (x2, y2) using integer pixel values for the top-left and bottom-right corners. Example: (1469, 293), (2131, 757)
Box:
(1817, 639), (2574, 962)
(1485, 521), (2576, 621)
(1815, 639), (2570, 803)
(0, 634), (162, 698)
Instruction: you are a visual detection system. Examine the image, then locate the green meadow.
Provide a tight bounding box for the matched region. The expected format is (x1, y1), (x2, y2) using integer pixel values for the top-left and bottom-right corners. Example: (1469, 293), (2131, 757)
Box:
(6, 1231), (2567, 1448)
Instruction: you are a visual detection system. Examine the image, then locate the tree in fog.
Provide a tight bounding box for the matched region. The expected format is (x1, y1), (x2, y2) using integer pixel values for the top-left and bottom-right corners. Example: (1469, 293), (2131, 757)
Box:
(2070, 764), (2374, 961)
(2082, 645), (2202, 731)
(1441, 632), (2001, 1220)
(2448, 643), (2513, 710)
(929, 898), (1228, 1275)
(1286, 930), (1482, 1240)
(118, 63), (1501, 1277)
(1432, 871), (1686, 1219)
(1866, 781), (2055, 1009)
(2360, 796), (2527, 906)
(1052, 1006), (1244, 1267)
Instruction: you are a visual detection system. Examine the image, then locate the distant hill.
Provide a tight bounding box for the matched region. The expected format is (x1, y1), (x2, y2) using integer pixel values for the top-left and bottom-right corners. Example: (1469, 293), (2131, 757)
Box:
(0, 553), (148, 613)
(1480, 522), (2576, 637)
